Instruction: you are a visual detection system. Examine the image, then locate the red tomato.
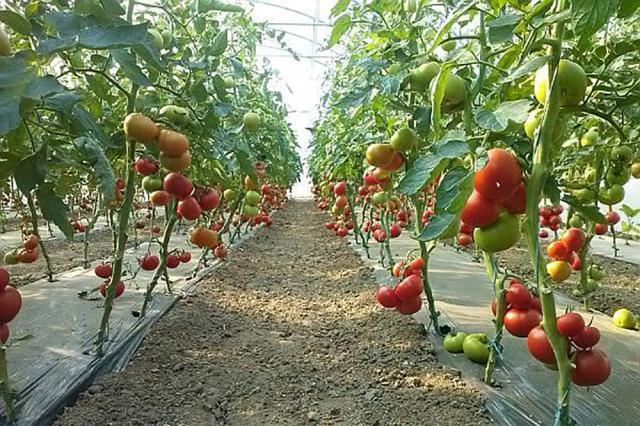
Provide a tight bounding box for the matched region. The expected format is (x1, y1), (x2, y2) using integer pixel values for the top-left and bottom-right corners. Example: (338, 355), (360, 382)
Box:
(214, 245), (228, 259)
(94, 262), (112, 279)
(556, 312), (585, 337)
(23, 234), (39, 250)
(334, 181), (347, 196)
(389, 224), (401, 238)
(179, 251), (192, 263)
(547, 241), (570, 261)
(392, 261), (403, 278)
(99, 281), (125, 299)
(505, 283), (532, 309)
(572, 349), (611, 386)
(530, 296), (542, 313)
(336, 228), (349, 237)
(457, 233), (473, 246)
(504, 308), (542, 337)
(605, 211), (620, 225)
(0, 286), (22, 323)
(551, 204), (564, 215)
(460, 190), (500, 228)
(527, 326), (557, 364)
(571, 326), (601, 349)
(539, 207), (553, 219)
(177, 196), (202, 221)
(198, 190), (220, 211)
(538, 229), (549, 238)
(407, 257), (425, 271)
(539, 217), (550, 227)
(166, 254), (181, 268)
(570, 253), (582, 271)
(474, 149), (522, 201)
(459, 222), (473, 235)
(491, 298), (498, 316)
(562, 228), (585, 252)
(502, 183), (526, 215)
(139, 255), (160, 271)
(0, 267), (9, 289)
(395, 296), (422, 315)
(549, 215), (562, 226)
(394, 275), (424, 302)
(377, 286), (400, 308)
(594, 223), (608, 235)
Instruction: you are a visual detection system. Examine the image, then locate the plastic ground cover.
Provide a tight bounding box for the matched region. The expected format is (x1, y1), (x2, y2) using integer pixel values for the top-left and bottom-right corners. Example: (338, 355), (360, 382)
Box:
(0, 224), (259, 425)
(348, 234), (640, 426)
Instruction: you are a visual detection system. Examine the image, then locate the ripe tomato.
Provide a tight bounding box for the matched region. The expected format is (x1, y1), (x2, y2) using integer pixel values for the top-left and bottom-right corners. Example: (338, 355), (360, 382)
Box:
(457, 233), (473, 246)
(158, 130), (189, 157)
(377, 286), (400, 308)
(198, 190), (219, 211)
(160, 151), (192, 172)
(505, 282), (532, 309)
(504, 308), (542, 337)
(134, 158), (159, 176)
(572, 349), (611, 386)
(166, 254), (181, 268)
(571, 326), (600, 349)
(473, 149), (522, 201)
(123, 113), (159, 143)
(562, 228), (585, 252)
(547, 260), (571, 282)
(335, 195), (348, 209)
(95, 262), (113, 279)
(99, 281), (125, 298)
(0, 267), (9, 289)
(460, 190), (500, 228)
(179, 251), (192, 263)
(0, 286), (21, 323)
(336, 228), (348, 237)
(527, 326), (558, 364)
(407, 257), (425, 271)
(594, 223), (608, 235)
(177, 196), (202, 221)
(150, 190), (171, 206)
(389, 224), (401, 238)
(395, 296), (422, 315)
(502, 183), (526, 215)
(394, 275), (424, 302)
(570, 253), (581, 271)
(547, 240), (570, 261)
(214, 245), (228, 259)
(139, 255), (160, 271)
(530, 296), (542, 313)
(17, 249), (38, 263)
(556, 312), (585, 337)
(23, 234), (39, 250)
(539, 229), (549, 238)
(190, 227), (219, 249)
(381, 151), (404, 172)
(163, 173), (193, 199)
(334, 181), (347, 196)
(373, 229), (387, 242)
(459, 222), (473, 235)
(392, 261), (403, 278)
(539, 206), (553, 219)
(605, 211), (620, 225)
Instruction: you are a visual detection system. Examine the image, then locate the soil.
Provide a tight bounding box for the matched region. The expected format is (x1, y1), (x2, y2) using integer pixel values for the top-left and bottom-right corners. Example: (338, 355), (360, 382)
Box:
(55, 200), (490, 426)
(455, 239), (640, 317)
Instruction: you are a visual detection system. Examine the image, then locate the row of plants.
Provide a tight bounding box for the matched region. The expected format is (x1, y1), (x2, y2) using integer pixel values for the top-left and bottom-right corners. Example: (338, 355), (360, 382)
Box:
(309, 0), (639, 424)
(0, 0), (301, 420)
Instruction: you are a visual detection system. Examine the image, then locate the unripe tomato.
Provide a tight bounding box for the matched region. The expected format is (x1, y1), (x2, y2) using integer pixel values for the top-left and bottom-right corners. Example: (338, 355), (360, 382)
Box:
(534, 59), (587, 106)
(365, 144), (395, 168)
(123, 113), (159, 143)
(473, 212), (521, 253)
(546, 260), (571, 282)
(547, 240), (570, 261)
(390, 128), (418, 152)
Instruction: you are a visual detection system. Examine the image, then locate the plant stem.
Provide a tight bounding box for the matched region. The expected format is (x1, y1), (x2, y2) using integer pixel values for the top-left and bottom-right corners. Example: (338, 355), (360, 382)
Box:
(83, 197), (102, 269)
(0, 346), (16, 421)
(26, 194), (54, 282)
(483, 253), (506, 384)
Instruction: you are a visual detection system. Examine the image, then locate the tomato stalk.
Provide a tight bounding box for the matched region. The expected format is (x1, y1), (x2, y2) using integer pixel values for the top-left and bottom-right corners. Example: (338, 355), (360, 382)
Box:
(483, 253), (507, 384)
(141, 200), (178, 318)
(26, 194), (54, 282)
(411, 195), (440, 333)
(523, 4), (572, 421)
(0, 346), (15, 421)
(83, 196), (103, 268)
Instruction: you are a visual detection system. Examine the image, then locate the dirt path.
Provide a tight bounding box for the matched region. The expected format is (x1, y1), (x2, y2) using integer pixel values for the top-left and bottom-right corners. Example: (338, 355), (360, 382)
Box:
(56, 200), (489, 426)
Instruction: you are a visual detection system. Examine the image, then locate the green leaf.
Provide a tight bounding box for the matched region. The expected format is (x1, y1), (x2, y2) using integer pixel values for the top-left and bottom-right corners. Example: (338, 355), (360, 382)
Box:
(474, 99), (530, 132)
(487, 14), (519, 44)
(570, 0), (616, 41)
(72, 107), (118, 148)
(0, 10), (32, 35)
(328, 14), (351, 48)
(23, 76), (65, 100)
(14, 145), (48, 196)
(503, 56), (550, 83)
(78, 23), (149, 49)
(544, 176), (561, 205)
(621, 204), (640, 218)
(198, 0), (244, 13)
(428, 1), (478, 54)
(35, 184), (74, 239)
(210, 30), (228, 56)
(37, 37), (78, 55)
(0, 56), (35, 88)
(73, 137), (115, 202)
(111, 49), (151, 86)
(618, 0), (640, 18)
(100, 0), (126, 15)
(0, 87), (26, 135)
(563, 195), (606, 224)
(435, 167), (474, 214)
(331, 0), (352, 17)
(418, 212), (457, 241)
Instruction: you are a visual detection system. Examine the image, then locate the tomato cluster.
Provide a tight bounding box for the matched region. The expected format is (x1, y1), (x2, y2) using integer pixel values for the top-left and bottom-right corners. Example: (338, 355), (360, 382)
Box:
(545, 228), (586, 282)
(527, 311), (610, 387)
(93, 262), (125, 300)
(0, 267), (22, 344)
(538, 204), (563, 235)
(376, 258), (425, 315)
(460, 149), (524, 253)
(3, 234), (40, 265)
(492, 280), (542, 338)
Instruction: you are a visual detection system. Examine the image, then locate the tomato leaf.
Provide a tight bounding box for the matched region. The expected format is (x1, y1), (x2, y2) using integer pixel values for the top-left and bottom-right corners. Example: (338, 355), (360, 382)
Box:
(503, 56), (550, 83)
(111, 49), (152, 86)
(14, 144), (48, 196)
(328, 14), (352, 48)
(417, 212), (457, 241)
(435, 167), (474, 214)
(211, 30), (228, 56)
(487, 14), (519, 44)
(0, 10), (32, 35)
(427, 1), (478, 54)
(73, 137), (115, 203)
(331, 0), (352, 17)
(475, 100), (530, 132)
(35, 184), (74, 240)
(78, 23), (149, 49)
(618, 0), (640, 18)
(570, 0), (617, 43)
(197, 0), (244, 13)
(563, 195), (606, 224)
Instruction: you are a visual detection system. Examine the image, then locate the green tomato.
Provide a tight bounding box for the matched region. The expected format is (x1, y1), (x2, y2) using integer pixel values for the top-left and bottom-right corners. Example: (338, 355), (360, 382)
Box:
(159, 105), (189, 125)
(534, 59), (587, 106)
(440, 40), (456, 52)
(523, 110), (566, 141)
(611, 146), (634, 165)
(409, 62), (440, 92)
(3, 252), (17, 265)
(605, 167), (630, 186)
(161, 29), (173, 48)
(243, 112), (261, 132)
(572, 289), (583, 298)
(473, 212), (521, 253)
(244, 190), (261, 206)
(387, 63), (402, 75)
(612, 308), (637, 329)
(587, 278), (600, 292)
(462, 333), (490, 364)
(598, 184), (625, 205)
(142, 176), (162, 193)
(224, 76), (236, 89)
(583, 166), (597, 183)
(390, 127), (418, 152)
(572, 188), (596, 204)
(580, 129), (599, 147)
(371, 191), (389, 206)
(0, 25), (11, 56)
(148, 29), (164, 50)
(444, 331), (467, 354)
(568, 215), (584, 228)
(243, 205), (260, 217)
(223, 189), (237, 201)
(588, 265), (605, 281)
(440, 74), (467, 112)
(632, 163), (640, 178)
